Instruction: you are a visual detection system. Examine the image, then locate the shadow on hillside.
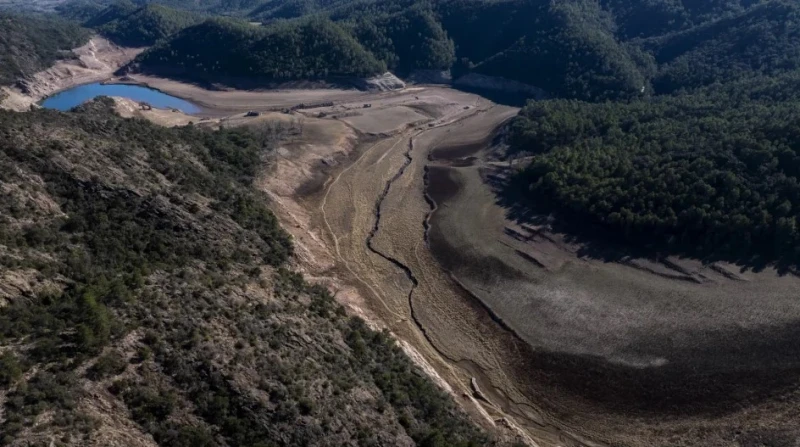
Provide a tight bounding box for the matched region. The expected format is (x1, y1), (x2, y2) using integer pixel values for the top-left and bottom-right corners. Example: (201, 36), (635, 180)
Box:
(493, 175), (796, 275)
(450, 84), (533, 107)
(506, 318), (800, 418)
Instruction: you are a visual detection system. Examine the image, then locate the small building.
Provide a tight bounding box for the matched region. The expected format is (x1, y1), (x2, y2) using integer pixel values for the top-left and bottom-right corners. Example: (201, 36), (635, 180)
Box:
(245, 111), (261, 117)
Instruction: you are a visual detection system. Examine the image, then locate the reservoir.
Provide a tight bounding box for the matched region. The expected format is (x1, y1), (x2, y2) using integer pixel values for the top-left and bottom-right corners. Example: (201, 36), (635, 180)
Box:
(41, 83), (200, 113)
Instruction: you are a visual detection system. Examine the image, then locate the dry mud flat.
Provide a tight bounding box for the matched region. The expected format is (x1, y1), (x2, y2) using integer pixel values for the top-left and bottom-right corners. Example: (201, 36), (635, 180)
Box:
(23, 48), (800, 443)
(427, 146), (800, 444)
(120, 74), (385, 117)
(261, 85), (800, 447)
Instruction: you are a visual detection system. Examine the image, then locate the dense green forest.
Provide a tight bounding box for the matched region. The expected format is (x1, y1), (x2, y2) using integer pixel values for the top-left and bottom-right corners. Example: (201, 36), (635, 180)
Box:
(487, 0), (800, 265)
(134, 17), (385, 81)
(447, 0), (649, 100)
(43, 0), (796, 100)
(645, 0), (800, 94)
(508, 73), (800, 265)
(347, 6), (455, 73)
(88, 2), (203, 46)
(0, 99), (505, 446)
(0, 12), (90, 85)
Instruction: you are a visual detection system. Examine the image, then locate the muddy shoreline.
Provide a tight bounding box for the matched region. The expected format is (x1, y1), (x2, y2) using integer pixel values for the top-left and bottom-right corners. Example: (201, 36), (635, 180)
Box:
(0, 37), (145, 111)
(423, 132), (800, 445)
(15, 43), (800, 445)
(427, 163), (800, 413)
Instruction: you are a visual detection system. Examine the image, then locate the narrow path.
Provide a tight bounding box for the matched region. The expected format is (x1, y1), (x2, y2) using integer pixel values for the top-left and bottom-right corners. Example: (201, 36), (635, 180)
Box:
(320, 104), (547, 447)
(320, 135), (408, 323)
(362, 131), (460, 365)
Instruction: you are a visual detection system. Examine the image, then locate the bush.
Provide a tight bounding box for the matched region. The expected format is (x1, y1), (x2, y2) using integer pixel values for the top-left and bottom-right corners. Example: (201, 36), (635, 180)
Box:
(0, 352), (22, 386)
(87, 350), (127, 380)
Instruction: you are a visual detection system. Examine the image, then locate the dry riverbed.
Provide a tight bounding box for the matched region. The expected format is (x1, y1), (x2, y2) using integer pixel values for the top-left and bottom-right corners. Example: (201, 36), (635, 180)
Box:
(101, 79), (800, 447)
(257, 83), (800, 447)
(9, 44), (800, 446)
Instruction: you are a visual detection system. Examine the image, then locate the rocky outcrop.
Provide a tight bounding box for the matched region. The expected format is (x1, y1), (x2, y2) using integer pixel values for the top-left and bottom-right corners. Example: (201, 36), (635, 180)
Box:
(355, 72), (406, 91)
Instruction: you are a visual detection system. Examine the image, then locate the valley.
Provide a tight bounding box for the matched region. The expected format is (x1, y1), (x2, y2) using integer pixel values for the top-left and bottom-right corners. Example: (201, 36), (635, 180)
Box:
(4, 0), (800, 442)
(113, 75), (800, 446)
(20, 63), (800, 447)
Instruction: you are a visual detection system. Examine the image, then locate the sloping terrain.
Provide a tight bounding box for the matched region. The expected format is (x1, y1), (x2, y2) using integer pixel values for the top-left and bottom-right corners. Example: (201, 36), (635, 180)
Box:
(0, 12), (90, 85)
(132, 17), (386, 83)
(0, 99), (509, 447)
(0, 36), (143, 111)
(92, 3), (204, 46)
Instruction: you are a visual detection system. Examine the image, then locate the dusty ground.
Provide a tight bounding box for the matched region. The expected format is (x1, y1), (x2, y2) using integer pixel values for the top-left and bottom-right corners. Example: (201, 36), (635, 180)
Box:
(116, 74), (382, 117)
(339, 106), (428, 134)
(0, 37), (144, 111)
(112, 97), (202, 126)
(256, 81), (800, 447)
(17, 48), (800, 445)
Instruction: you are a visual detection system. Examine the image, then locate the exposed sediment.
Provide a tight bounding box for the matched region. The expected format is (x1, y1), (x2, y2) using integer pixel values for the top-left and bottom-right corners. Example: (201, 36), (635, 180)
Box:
(118, 78), (800, 447)
(0, 37), (144, 111)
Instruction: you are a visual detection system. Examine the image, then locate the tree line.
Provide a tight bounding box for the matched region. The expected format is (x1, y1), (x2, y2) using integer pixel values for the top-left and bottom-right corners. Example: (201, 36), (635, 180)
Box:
(508, 74), (800, 265)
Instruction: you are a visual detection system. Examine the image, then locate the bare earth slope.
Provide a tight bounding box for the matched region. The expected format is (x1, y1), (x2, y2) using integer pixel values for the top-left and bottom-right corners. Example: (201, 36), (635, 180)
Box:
(246, 82), (800, 446)
(12, 43), (800, 444)
(0, 36), (143, 111)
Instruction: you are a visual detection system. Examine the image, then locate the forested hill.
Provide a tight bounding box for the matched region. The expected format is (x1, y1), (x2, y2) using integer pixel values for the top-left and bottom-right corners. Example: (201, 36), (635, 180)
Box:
(88, 2), (203, 46)
(645, 0), (800, 94)
(95, 0), (800, 100)
(133, 17), (386, 82)
(438, 0), (649, 100)
(347, 5), (455, 73)
(0, 13), (90, 85)
(0, 99), (507, 446)
(496, 0), (800, 266)
(508, 70), (800, 267)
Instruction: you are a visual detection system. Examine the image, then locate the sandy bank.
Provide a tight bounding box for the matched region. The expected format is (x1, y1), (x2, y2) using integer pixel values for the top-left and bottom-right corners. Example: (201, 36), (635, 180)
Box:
(118, 74), (380, 117)
(0, 37), (144, 111)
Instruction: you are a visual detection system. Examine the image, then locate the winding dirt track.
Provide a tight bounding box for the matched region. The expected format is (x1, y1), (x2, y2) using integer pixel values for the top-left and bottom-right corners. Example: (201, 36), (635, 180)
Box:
(252, 84), (800, 447)
(311, 91), (586, 446)
(17, 37), (800, 445)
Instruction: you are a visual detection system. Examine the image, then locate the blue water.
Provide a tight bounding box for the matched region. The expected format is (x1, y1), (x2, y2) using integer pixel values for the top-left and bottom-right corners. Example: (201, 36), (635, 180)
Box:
(41, 83), (200, 113)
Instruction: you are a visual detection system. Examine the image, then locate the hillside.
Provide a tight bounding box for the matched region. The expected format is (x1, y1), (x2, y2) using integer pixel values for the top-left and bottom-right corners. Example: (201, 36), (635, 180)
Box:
(443, 0), (649, 100)
(646, 0), (800, 94)
(133, 17), (386, 82)
(0, 98), (506, 446)
(80, 0), (137, 26)
(348, 6), (455, 73)
(506, 70), (800, 266)
(0, 12), (90, 85)
(91, 3), (204, 46)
